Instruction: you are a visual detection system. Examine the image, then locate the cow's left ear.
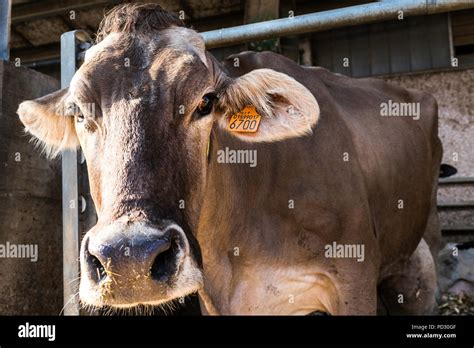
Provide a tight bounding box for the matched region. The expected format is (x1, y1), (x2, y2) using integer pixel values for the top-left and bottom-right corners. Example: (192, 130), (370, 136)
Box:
(217, 68), (320, 142)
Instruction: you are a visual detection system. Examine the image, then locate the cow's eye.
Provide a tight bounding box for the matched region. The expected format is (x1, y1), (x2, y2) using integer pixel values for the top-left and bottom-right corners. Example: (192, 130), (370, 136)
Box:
(196, 93), (216, 116)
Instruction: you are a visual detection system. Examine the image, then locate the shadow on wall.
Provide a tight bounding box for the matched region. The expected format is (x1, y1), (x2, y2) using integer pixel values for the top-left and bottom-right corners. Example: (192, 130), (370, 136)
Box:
(0, 61), (63, 315)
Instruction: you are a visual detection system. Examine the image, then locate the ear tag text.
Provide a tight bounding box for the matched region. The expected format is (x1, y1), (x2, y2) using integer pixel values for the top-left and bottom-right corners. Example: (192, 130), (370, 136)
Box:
(228, 106), (261, 133)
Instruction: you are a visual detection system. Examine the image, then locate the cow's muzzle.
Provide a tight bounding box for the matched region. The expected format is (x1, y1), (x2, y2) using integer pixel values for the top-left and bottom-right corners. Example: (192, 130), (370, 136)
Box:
(79, 220), (203, 308)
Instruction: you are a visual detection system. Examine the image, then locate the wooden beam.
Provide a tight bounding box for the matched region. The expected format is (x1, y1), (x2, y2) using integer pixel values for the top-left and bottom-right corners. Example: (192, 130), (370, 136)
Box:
(299, 38), (312, 66)
(187, 11), (244, 32)
(11, 26), (33, 46)
(10, 43), (59, 64)
(244, 0), (280, 24)
(11, 0), (115, 24)
(244, 0), (280, 52)
(11, 9), (245, 65)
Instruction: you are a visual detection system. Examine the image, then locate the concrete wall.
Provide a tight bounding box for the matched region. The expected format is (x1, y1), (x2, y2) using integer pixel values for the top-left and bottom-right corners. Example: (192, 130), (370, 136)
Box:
(0, 61), (63, 315)
(384, 68), (474, 232)
(384, 68), (474, 177)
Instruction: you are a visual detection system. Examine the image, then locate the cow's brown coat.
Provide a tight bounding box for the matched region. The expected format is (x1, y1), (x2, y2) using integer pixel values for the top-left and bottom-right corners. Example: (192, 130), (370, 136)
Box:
(17, 4), (441, 314)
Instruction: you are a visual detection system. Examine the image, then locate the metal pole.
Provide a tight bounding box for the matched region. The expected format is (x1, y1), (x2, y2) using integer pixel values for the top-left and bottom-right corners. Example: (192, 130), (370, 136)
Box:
(0, 0), (11, 60)
(201, 0), (474, 48)
(60, 30), (91, 315)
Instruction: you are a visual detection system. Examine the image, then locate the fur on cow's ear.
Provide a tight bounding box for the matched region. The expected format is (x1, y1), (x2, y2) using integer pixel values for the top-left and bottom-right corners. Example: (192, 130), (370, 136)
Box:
(17, 88), (78, 158)
(217, 69), (320, 142)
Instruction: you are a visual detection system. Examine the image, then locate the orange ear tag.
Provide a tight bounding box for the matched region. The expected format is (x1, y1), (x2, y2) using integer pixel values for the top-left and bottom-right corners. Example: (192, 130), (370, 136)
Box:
(228, 106), (262, 133)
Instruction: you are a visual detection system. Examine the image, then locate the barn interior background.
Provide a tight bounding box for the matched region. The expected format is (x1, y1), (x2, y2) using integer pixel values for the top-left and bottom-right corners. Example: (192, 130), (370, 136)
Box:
(0, 0), (473, 315)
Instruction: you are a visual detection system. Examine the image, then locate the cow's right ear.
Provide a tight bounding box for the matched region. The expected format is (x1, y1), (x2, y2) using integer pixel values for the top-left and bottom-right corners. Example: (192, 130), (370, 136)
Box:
(17, 88), (78, 158)
(216, 68), (320, 143)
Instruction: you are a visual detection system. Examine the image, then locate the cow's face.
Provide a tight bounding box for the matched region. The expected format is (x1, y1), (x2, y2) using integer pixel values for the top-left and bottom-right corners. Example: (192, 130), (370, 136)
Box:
(17, 8), (319, 309)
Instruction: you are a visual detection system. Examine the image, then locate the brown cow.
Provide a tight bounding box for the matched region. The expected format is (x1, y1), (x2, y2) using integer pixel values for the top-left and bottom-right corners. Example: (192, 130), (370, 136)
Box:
(18, 4), (442, 315)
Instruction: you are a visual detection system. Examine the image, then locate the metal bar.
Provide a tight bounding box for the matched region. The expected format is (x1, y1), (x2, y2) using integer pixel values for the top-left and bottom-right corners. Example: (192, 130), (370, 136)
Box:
(24, 58), (60, 69)
(441, 225), (474, 234)
(61, 30), (80, 316)
(439, 176), (474, 185)
(60, 30), (91, 315)
(201, 0), (474, 48)
(437, 201), (474, 209)
(0, 0), (11, 60)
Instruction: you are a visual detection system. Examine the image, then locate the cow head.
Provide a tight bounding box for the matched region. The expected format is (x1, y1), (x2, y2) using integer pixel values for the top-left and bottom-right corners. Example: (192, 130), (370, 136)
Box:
(17, 4), (319, 309)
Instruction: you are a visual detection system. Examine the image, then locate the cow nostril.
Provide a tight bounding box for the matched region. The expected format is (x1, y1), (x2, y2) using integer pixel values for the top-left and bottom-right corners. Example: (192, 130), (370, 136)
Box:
(150, 235), (180, 282)
(87, 251), (107, 283)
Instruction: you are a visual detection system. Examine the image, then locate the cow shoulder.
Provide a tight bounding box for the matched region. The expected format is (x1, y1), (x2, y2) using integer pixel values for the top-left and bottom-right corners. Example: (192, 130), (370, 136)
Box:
(312, 70), (438, 130)
(360, 77), (439, 137)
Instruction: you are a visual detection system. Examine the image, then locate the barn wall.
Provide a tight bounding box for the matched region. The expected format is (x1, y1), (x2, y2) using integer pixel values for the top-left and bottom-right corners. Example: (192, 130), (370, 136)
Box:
(384, 68), (474, 176)
(384, 68), (474, 231)
(0, 61), (63, 315)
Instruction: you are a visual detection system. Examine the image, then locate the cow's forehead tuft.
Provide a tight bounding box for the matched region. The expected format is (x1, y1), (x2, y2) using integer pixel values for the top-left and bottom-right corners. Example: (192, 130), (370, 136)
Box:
(84, 27), (207, 68)
(160, 27), (207, 67)
(84, 33), (122, 63)
(95, 3), (185, 43)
